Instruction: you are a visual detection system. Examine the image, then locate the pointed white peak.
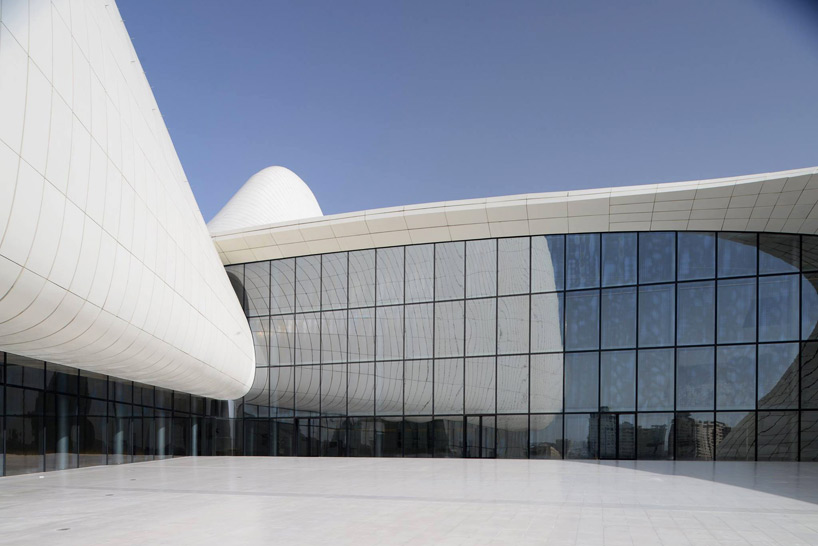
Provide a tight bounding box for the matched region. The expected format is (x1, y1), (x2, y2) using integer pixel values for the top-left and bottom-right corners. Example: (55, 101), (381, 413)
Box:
(208, 166), (323, 234)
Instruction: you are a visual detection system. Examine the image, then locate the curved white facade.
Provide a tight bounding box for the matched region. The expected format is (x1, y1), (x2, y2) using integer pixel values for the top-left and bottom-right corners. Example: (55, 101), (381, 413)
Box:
(0, 0), (254, 398)
(208, 166), (323, 235)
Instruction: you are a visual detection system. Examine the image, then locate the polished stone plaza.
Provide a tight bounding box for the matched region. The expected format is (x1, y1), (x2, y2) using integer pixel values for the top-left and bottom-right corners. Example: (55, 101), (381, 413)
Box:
(1, 457), (818, 545)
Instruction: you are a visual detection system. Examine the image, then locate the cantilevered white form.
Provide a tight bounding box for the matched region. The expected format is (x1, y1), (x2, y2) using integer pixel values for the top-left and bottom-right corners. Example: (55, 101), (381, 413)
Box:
(0, 1), (254, 398)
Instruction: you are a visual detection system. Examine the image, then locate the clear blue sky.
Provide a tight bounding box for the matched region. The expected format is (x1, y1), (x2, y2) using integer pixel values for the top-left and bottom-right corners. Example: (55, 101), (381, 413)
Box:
(118, 0), (818, 221)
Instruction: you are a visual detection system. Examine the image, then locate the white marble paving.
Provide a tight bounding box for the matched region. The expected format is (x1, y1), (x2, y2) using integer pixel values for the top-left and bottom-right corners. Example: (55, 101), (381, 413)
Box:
(1, 457), (818, 545)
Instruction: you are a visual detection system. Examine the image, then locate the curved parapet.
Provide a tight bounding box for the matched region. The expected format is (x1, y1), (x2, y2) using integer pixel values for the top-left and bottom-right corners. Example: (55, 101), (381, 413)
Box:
(0, 1), (254, 398)
(208, 166), (323, 235)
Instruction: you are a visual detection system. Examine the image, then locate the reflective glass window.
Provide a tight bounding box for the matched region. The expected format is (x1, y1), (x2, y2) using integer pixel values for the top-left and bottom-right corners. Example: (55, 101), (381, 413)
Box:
(565, 290), (599, 351)
(498, 238), (530, 295)
(758, 343), (799, 409)
(717, 278), (756, 344)
(718, 233), (756, 278)
(564, 352), (598, 412)
(530, 414), (563, 459)
(566, 234), (600, 290)
(600, 351), (635, 412)
(249, 317), (270, 367)
(564, 413), (597, 459)
(601, 287), (636, 349)
(717, 345), (756, 410)
(674, 412), (715, 461)
(803, 342), (818, 409)
(434, 358), (464, 414)
(531, 293), (564, 353)
(434, 300), (465, 357)
(530, 354), (563, 413)
(404, 417), (434, 457)
(638, 284), (674, 347)
(803, 235), (818, 272)
(295, 255), (321, 312)
(757, 411), (798, 461)
(801, 411), (818, 462)
(638, 349), (674, 411)
(716, 411), (755, 461)
(349, 250), (376, 307)
(295, 313), (321, 365)
(601, 232), (636, 287)
(405, 304), (434, 359)
(435, 242), (465, 300)
(320, 311), (347, 364)
(497, 355), (528, 413)
(466, 298), (496, 356)
(466, 239), (496, 298)
(294, 365), (321, 415)
(759, 233), (799, 274)
(676, 347), (714, 411)
(676, 281), (715, 345)
(802, 273), (818, 340)
(678, 232), (715, 281)
(496, 415), (528, 459)
(376, 306), (403, 361)
(497, 296), (529, 355)
(532, 235), (564, 292)
(321, 253), (348, 310)
(244, 262), (270, 317)
(759, 274), (799, 342)
(348, 308), (375, 361)
(639, 232), (675, 284)
(376, 247), (404, 305)
(617, 414), (636, 460)
(270, 316), (295, 365)
(271, 259), (295, 314)
(320, 364), (346, 416)
(347, 362), (375, 416)
(405, 245), (434, 303)
(405, 360), (433, 414)
(465, 357), (496, 414)
(636, 413), (673, 460)
(433, 416), (464, 457)
(376, 361), (403, 416)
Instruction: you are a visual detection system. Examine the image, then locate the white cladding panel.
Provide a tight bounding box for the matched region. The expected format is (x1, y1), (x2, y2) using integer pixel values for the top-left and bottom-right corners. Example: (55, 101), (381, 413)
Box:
(0, 0), (254, 399)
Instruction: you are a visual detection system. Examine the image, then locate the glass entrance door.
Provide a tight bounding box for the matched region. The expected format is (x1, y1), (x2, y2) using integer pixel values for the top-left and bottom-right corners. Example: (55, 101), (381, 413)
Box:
(465, 415), (496, 458)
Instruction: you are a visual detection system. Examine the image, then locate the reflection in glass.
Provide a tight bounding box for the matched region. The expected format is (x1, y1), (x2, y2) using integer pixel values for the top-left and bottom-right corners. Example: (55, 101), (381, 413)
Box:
(717, 345), (755, 410)
(435, 242), (465, 300)
(803, 342), (818, 409)
(321, 311), (347, 363)
(295, 313), (321, 365)
(271, 259), (295, 314)
(497, 415), (528, 458)
(270, 316), (295, 365)
(715, 411), (755, 461)
(434, 300), (465, 357)
(465, 416), (495, 458)
(757, 343), (798, 409)
(433, 416), (464, 457)
(249, 317), (270, 367)
(759, 233), (799, 274)
(638, 284), (674, 347)
(674, 412), (715, 460)
(497, 296), (529, 354)
(601, 287), (636, 349)
(404, 360), (433, 414)
(566, 234), (600, 290)
(347, 362), (375, 416)
(531, 293), (564, 353)
(678, 232), (715, 281)
(295, 255), (321, 313)
(759, 274), (799, 342)
(466, 239), (496, 298)
(376, 361), (403, 416)
(718, 233), (756, 278)
(600, 351), (635, 412)
(294, 365), (321, 415)
(404, 417), (434, 457)
(530, 414), (563, 459)
(637, 413), (672, 460)
(676, 281), (715, 346)
(405, 304), (433, 359)
(348, 308), (375, 361)
(717, 278), (756, 344)
(497, 356), (528, 413)
(320, 364), (346, 416)
(757, 411), (797, 461)
(566, 290), (599, 351)
(618, 414), (636, 459)
(321, 252), (348, 310)
(676, 347), (714, 410)
(270, 366), (295, 415)
(564, 413), (597, 459)
(530, 354), (563, 413)
(801, 411), (818, 462)
(466, 299), (496, 356)
(532, 235), (564, 292)
(804, 235), (818, 272)
(376, 247), (404, 305)
(349, 250), (376, 307)
(406, 245), (434, 303)
(639, 232), (675, 284)
(434, 359), (464, 415)
(244, 261), (270, 316)
(638, 349), (674, 411)
(802, 274), (818, 340)
(465, 357), (496, 414)
(498, 238), (530, 295)
(564, 352), (598, 412)
(376, 306), (403, 360)
(602, 233), (636, 287)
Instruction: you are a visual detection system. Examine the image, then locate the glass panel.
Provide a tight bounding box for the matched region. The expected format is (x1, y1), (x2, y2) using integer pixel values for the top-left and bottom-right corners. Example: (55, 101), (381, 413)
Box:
(295, 255), (321, 313)
(532, 235), (564, 292)
(320, 364), (346, 416)
(434, 358), (464, 415)
(636, 413), (672, 460)
(496, 415), (528, 458)
(566, 233), (600, 290)
(803, 235), (818, 272)
(270, 367), (295, 415)
(674, 412), (715, 460)
(759, 233), (799, 274)
(321, 252), (348, 310)
(531, 293), (564, 353)
(601, 287), (636, 349)
(270, 316), (295, 365)
(348, 308), (375, 361)
(298, 419), (320, 456)
(376, 247), (404, 305)
(639, 232), (675, 284)
(376, 306), (403, 360)
(79, 415), (107, 467)
(464, 357), (495, 414)
(320, 417), (346, 456)
(294, 365), (321, 416)
(404, 417), (434, 457)
(465, 416), (495, 458)
(404, 360), (433, 415)
(45, 396), (77, 471)
(676, 281), (715, 346)
(638, 349), (674, 411)
(349, 250), (376, 307)
(802, 273), (818, 340)
(800, 411), (818, 462)
(678, 232), (715, 281)
(434, 300), (464, 358)
(564, 413), (597, 459)
(529, 414), (563, 459)
(498, 237), (529, 295)
(718, 233), (756, 278)
(320, 311), (347, 363)
(497, 296), (528, 355)
(600, 351), (635, 412)
(244, 262), (270, 317)
(347, 362), (375, 416)
(618, 414), (636, 459)
(758, 343), (799, 409)
(433, 416), (464, 457)
(274, 419), (295, 456)
(465, 298), (496, 356)
(7, 354), (45, 389)
(376, 361), (403, 416)
(47, 363), (78, 395)
(348, 418), (376, 456)
(599, 413), (618, 459)
(715, 411), (755, 461)
(435, 242), (465, 300)
(6, 416), (43, 475)
(466, 239), (496, 298)
(602, 232), (636, 287)
(244, 420), (271, 457)
(676, 347), (714, 411)
(757, 411), (798, 461)
(530, 354), (563, 412)
(249, 317), (270, 367)
(803, 342), (818, 409)
(497, 355), (528, 413)
(295, 312), (321, 365)
(271, 259), (295, 314)
(405, 304), (433, 359)
(79, 370), (106, 399)
(406, 244), (434, 303)
(717, 345), (756, 410)
(564, 352), (598, 412)
(717, 277), (756, 344)
(378, 417), (403, 457)
(565, 290), (599, 351)
(638, 284), (674, 347)
(758, 274), (799, 342)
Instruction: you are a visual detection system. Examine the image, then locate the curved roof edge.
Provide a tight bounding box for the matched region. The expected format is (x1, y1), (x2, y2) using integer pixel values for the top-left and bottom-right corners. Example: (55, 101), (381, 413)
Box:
(213, 166), (818, 265)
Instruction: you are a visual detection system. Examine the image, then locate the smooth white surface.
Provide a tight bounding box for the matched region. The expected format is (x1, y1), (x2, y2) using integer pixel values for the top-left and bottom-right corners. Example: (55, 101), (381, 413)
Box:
(208, 166), (323, 235)
(0, 1), (254, 398)
(2, 457), (818, 545)
(213, 166), (818, 265)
